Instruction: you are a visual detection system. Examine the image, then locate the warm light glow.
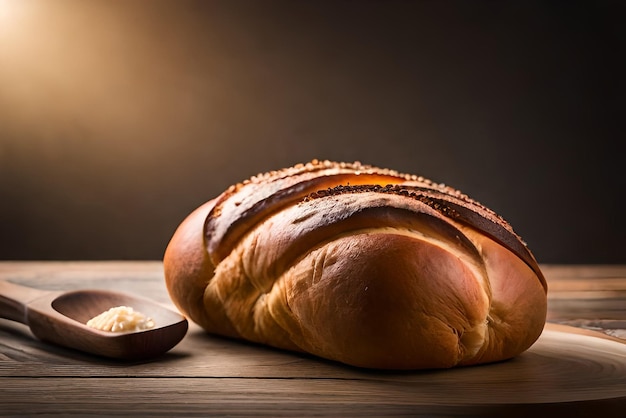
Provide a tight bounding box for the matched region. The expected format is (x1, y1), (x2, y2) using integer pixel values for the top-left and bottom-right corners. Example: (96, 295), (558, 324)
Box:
(0, 0), (32, 36)
(0, 0), (195, 149)
(0, 0), (18, 22)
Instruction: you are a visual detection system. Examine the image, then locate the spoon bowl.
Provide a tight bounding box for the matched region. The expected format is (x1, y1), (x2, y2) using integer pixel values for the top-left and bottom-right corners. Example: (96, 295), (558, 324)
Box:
(0, 280), (188, 360)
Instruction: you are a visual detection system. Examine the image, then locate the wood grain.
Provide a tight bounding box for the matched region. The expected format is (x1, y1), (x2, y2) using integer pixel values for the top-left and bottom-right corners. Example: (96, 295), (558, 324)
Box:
(1, 262), (625, 417)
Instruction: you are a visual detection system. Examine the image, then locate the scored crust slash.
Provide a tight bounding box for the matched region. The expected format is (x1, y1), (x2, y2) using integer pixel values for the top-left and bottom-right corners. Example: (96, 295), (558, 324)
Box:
(163, 160), (547, 370)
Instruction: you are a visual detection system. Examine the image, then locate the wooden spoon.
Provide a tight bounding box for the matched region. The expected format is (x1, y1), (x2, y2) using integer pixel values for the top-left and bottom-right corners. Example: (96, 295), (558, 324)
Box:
(0, 280), (188, 360)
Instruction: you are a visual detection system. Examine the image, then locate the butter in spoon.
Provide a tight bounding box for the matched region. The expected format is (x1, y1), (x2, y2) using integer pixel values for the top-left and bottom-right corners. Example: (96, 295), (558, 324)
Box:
(0, 280), (188, 360)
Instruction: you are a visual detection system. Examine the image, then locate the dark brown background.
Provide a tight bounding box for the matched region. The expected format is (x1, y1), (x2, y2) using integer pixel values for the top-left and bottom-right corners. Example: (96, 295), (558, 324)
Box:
(0, 0), (623, 263)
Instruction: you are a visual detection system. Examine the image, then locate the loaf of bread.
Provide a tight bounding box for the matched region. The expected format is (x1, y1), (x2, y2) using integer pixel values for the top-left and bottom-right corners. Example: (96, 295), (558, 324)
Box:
(163, 160), (547, 369)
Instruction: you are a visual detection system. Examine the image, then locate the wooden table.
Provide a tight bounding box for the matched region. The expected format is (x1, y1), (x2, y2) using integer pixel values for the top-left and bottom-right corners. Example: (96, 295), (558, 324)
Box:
(1, 262), (625, 417)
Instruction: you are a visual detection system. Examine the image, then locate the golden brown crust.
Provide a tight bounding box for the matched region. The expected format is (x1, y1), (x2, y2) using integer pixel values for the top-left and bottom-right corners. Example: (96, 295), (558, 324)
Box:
(163, 200), (239, 338)
(163, 160), (548, 369)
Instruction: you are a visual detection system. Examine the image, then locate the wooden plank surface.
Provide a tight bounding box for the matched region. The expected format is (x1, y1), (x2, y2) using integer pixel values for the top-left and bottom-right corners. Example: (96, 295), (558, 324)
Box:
(542, 264), (626, 340)
(1, 262), (625, 417)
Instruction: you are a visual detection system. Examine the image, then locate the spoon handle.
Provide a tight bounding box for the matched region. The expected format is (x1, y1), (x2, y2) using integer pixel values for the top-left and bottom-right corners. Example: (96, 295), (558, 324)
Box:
(0, 280), (51, 324)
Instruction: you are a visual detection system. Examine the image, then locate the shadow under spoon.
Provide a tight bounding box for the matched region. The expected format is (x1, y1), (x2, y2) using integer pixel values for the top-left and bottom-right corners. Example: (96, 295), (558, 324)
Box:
(0, 280), (188, 360)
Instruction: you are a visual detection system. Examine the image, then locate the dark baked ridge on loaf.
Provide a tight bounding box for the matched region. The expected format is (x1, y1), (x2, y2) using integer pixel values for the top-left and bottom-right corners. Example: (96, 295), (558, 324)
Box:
(164, 159), (548, 369)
